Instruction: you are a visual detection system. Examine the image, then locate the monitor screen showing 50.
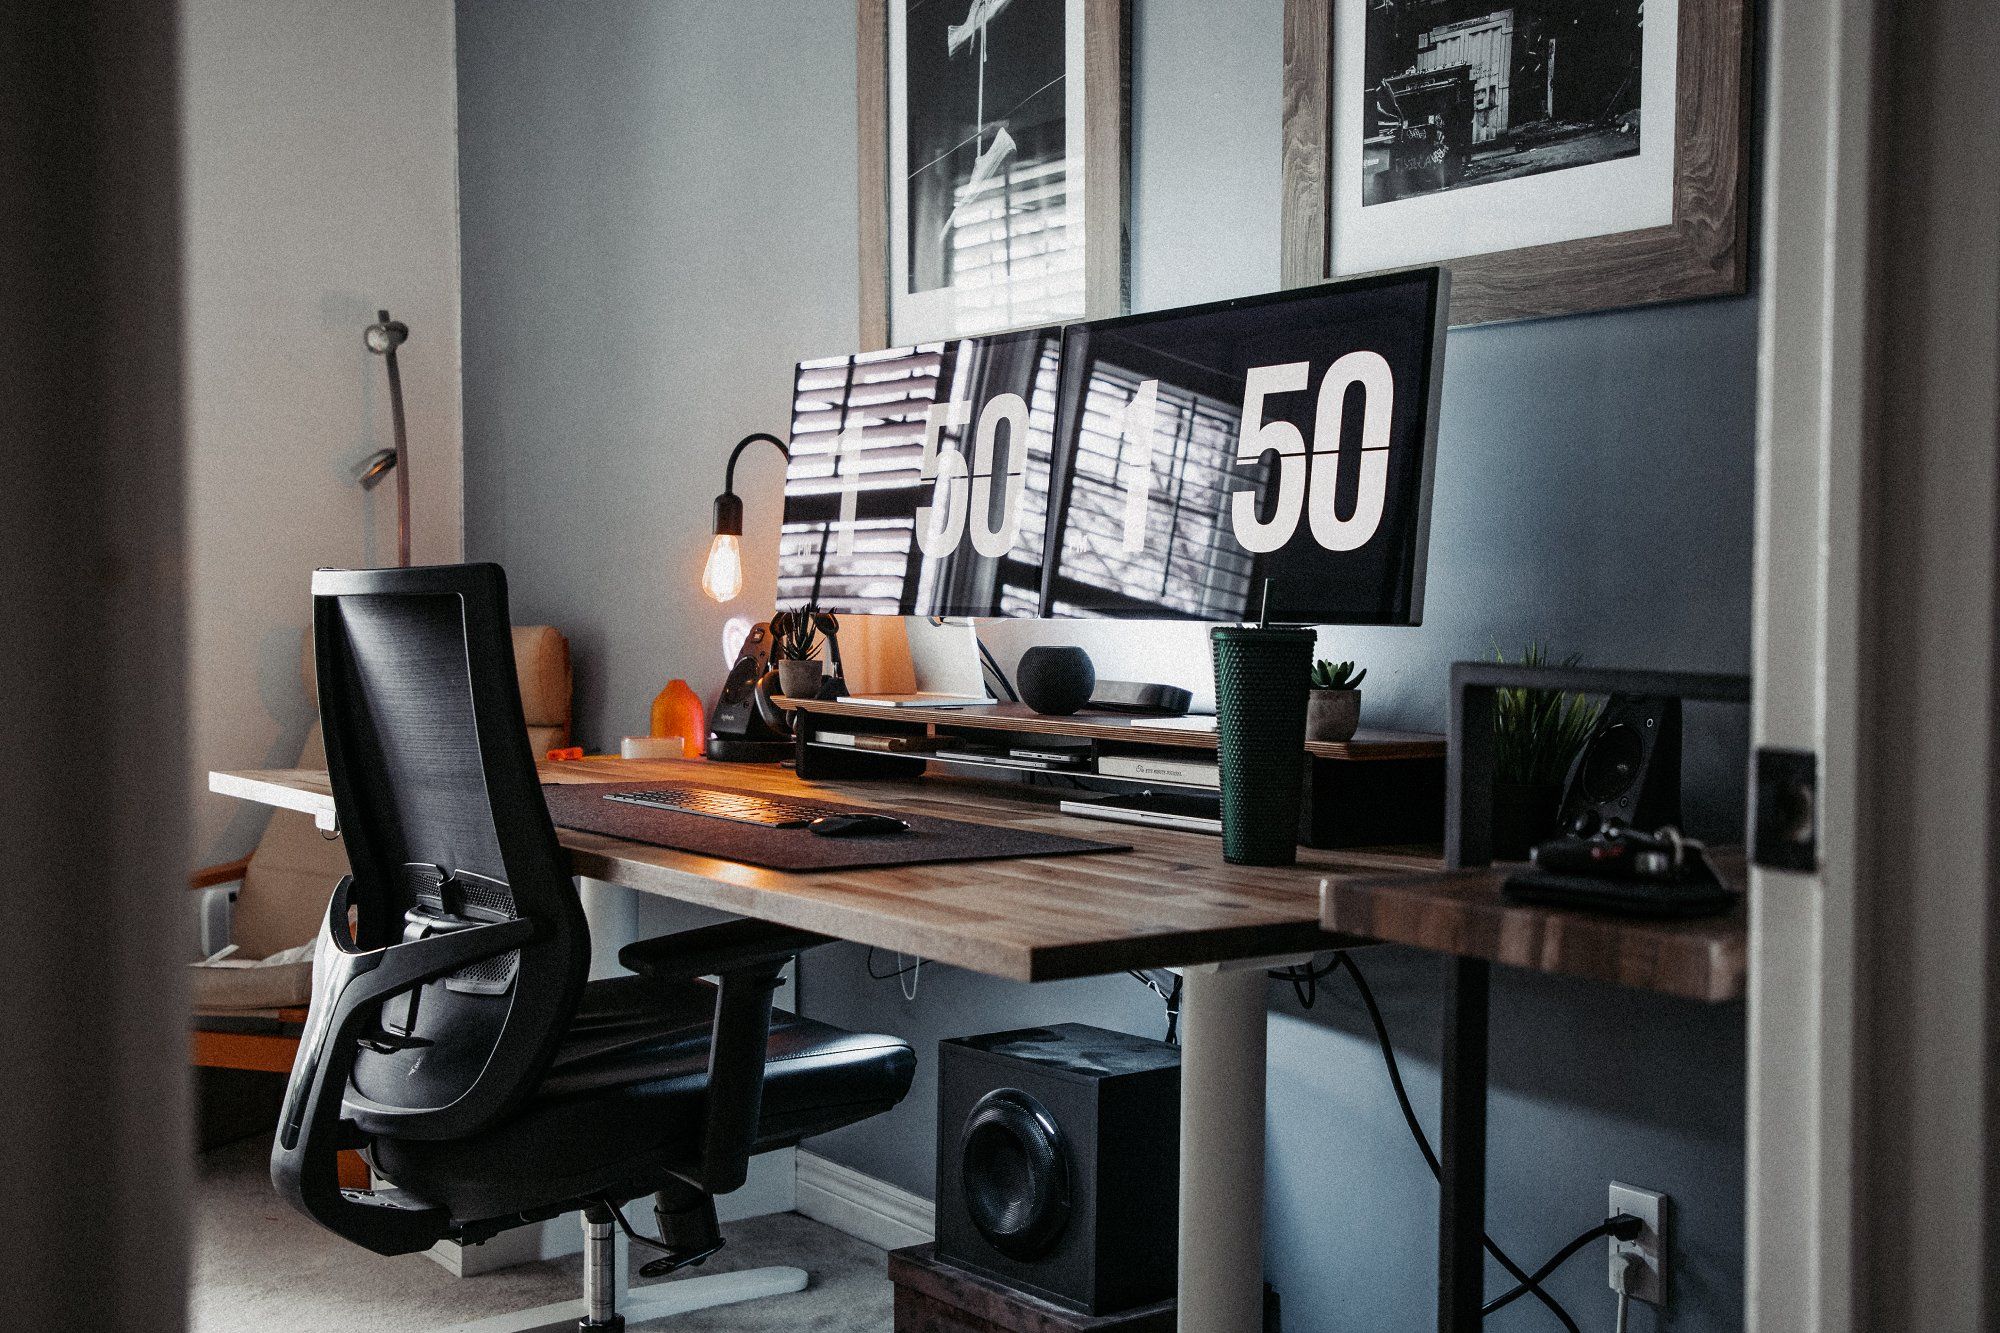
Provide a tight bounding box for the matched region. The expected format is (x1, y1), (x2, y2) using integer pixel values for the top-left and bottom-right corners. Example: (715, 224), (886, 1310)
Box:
(777, 267), (1444, 624)
(884, 353), (1396, 560)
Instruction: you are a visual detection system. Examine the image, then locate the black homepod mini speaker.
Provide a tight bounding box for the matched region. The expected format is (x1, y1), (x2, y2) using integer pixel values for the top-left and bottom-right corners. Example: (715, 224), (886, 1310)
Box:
(936, 1024), (1180, 1315)
(1017, 645), (1096, 716)
(1557, 693), (1683, 833)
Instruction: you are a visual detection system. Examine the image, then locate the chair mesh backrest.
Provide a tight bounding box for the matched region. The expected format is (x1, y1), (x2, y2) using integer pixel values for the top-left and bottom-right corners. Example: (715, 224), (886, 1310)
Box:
(312, 564), (588, 1135)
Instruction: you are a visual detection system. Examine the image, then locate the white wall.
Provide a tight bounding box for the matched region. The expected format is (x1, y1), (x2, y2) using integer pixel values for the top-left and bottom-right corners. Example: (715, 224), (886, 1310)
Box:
(183, 0), (464, 863)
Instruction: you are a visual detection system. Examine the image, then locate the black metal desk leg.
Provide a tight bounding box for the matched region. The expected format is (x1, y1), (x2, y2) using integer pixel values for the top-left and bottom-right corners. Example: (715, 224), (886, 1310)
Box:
(1438, 956), (1490, 1332)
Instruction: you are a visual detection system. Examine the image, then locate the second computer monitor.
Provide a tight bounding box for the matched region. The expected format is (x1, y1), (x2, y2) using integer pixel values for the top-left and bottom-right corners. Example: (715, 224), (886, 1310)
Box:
(1042, 268), (1448, 624)
(777, 327), (1062, 618)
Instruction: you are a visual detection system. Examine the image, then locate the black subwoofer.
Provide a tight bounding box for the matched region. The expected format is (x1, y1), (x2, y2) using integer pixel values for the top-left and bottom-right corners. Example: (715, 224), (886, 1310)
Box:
(936, 1024), (1180, 1315)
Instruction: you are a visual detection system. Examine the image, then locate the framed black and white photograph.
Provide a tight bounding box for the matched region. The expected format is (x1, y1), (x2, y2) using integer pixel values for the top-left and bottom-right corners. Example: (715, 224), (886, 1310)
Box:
(1282, 0), (1748, 326)
(859, 0), (1130, 350)
(1361, 0), (1645, 207)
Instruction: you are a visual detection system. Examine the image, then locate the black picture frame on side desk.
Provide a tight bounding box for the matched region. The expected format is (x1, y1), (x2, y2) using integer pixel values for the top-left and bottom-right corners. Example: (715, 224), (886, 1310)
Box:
(1445, 662), (1754, 869)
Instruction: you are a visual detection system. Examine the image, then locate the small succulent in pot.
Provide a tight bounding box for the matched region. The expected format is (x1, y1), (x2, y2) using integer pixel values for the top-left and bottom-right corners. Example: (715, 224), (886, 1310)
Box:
(770, 605), (838, 698)
(1306, 658), (1366, 742)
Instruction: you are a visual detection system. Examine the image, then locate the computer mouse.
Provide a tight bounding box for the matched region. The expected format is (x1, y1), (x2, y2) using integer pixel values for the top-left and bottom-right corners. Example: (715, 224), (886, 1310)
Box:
(807, 813), (911, 838)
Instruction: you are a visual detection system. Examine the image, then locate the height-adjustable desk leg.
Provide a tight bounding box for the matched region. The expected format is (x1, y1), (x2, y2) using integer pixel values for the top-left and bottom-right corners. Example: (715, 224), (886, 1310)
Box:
(1438, 957), (1490, 1333)
(1177, 957), (1300, 1333)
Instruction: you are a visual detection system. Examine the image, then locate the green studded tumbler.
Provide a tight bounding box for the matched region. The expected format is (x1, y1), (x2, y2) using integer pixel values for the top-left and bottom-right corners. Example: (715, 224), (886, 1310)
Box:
(1210, 625), (1316, 866)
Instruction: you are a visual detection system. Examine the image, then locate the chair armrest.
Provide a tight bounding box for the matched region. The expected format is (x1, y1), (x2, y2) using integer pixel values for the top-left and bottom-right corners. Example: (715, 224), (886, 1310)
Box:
(272, 878), (537, 1257)
(189, 855), (253, 891)
(618, 919), (832, 1196)
(618, 918), (832, 981)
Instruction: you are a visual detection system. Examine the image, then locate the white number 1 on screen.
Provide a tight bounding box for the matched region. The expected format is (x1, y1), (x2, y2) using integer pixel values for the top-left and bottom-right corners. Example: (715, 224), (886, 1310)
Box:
(1118, 378), (1160, 555)
(833, 424), (868, 556)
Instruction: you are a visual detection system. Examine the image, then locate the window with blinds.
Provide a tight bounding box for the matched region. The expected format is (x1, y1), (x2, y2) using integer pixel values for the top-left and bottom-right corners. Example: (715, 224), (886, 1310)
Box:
(1049, 363), (1255, 618)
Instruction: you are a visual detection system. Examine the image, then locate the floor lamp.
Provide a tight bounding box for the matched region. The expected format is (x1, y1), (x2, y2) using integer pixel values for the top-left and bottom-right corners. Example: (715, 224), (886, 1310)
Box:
(357, 310), (411, 567)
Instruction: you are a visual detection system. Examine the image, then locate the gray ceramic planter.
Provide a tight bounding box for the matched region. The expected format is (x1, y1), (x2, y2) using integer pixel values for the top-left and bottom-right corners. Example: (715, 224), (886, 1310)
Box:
(1305, 688), (1361, 742)
(777, 658), (824, 699)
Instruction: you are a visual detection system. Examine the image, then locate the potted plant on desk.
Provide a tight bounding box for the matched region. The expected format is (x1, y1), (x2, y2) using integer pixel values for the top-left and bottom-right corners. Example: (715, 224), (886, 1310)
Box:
(1490, 643), (1604, 858)
(771, 605), (836, 699)
(1307, 659), (1367, 741)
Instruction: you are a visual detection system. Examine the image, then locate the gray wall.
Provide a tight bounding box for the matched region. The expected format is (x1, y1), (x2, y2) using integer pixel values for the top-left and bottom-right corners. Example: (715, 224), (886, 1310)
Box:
(457, 2), (1751, 1329)
(186, 0), (464, 867)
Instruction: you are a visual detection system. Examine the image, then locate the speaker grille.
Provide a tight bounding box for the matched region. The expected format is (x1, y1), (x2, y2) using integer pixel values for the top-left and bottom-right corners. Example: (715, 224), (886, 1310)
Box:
(959, 1088), (1072, 1260)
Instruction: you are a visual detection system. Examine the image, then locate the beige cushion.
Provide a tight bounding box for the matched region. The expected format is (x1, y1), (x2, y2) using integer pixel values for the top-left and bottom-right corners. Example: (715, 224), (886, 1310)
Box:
(191, 943), (314, 1012)
(231, 750), (349, 961)
(513, 626), (572, 741)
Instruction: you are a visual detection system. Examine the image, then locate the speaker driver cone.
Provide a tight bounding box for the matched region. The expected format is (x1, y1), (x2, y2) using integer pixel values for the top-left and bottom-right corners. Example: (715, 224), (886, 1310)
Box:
(1579, 722), (1645, 804)
(959, 1088), (1072, 1259)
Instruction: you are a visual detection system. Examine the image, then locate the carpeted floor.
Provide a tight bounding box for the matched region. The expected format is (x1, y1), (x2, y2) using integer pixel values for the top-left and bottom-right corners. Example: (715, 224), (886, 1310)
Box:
(191, 1136), (893, 1332)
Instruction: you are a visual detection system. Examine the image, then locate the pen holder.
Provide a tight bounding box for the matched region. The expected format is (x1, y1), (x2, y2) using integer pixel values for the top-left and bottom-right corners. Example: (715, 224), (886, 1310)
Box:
(1211, 625), (1316, 866)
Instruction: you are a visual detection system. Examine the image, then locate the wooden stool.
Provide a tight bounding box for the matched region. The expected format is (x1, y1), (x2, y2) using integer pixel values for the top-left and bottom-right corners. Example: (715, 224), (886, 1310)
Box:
(889, 1245), (1174, 1333)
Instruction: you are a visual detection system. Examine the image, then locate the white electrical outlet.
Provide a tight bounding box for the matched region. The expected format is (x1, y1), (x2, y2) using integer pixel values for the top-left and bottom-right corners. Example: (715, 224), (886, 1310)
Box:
(1608, 1182), (1668, 1305)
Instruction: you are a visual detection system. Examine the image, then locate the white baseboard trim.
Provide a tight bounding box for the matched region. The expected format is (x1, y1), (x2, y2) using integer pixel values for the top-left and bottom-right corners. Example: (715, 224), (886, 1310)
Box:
(429, 1145), (799, 1277)
(793, 1150), (934, 1253)
(429, 1146), (930, 1275)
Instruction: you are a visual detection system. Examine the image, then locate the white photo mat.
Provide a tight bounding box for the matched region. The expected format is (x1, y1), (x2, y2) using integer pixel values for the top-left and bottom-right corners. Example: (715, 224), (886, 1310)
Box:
(1327, 0), (1681, 275)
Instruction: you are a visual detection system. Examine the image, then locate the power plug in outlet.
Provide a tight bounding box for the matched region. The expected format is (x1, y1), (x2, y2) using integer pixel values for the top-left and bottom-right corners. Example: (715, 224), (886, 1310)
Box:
(1608, 1182), (1668, 1304)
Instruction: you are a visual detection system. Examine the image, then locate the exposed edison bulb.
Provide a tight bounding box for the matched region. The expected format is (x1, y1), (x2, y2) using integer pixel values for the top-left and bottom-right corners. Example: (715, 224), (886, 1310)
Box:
(701, 532), (743, 602)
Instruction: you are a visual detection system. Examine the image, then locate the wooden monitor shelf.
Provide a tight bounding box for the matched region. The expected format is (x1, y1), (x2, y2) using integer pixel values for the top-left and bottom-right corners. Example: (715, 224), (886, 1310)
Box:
(779, 696), (1447, 851)
(778, 697), (1445, 761)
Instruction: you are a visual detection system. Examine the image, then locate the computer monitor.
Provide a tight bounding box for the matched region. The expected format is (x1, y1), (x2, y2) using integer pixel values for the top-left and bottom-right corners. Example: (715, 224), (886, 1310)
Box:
(1040, 267), (1448, 624)
(775, 326), (1063, 618)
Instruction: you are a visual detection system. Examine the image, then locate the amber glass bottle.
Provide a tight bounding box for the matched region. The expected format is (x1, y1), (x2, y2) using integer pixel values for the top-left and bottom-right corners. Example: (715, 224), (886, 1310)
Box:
(649, 679), (706, 759)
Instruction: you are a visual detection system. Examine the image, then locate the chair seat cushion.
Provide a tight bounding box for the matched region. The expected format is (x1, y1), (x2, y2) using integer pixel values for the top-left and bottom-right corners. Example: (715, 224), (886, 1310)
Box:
(367, 975), (915, 1223)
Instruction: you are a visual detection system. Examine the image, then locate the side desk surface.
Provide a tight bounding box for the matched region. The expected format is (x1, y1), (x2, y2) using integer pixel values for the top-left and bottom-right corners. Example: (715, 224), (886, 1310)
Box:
(212, 757), (1436, 983)
(1323, 853), (1750, 1002)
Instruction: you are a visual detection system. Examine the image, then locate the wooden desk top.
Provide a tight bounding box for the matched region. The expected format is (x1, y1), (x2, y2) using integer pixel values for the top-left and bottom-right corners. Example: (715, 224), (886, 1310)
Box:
(781, 697), (1446, 762)
(212, 757), (1439, 984)
(1320, 854), (1749, 1003)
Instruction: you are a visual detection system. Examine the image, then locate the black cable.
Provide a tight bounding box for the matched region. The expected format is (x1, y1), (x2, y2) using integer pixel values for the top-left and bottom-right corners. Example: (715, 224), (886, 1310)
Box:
(1332, 953), (1582, 1333)
(1484, 1215), (1645, 1319)
(1271, 956), (1341, 1009)
(866, 947), (919, 981)
(977, 639), (1018, 702)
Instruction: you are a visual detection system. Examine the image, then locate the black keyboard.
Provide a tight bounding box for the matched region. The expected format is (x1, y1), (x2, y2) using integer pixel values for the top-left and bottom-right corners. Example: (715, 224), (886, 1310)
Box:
(604, 786), (841, 828)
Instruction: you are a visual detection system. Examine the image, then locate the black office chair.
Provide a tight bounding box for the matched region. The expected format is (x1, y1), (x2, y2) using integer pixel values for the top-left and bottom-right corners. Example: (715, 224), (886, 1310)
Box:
(275, 563), (916, 1331)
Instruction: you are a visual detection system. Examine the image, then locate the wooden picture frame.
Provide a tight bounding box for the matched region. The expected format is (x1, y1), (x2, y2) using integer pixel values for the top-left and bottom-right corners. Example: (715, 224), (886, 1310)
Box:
(1281, 0), (1750, 327)
(857, 0), (1131, 352)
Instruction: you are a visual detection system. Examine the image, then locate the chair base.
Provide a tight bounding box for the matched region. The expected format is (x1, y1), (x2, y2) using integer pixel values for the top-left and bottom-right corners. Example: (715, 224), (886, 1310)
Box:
(434, 1266), (809, 1333)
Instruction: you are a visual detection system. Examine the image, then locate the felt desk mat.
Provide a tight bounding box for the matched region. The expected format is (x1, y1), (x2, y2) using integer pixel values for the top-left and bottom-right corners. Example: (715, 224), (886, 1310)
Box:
(541, 781), (1129, 872)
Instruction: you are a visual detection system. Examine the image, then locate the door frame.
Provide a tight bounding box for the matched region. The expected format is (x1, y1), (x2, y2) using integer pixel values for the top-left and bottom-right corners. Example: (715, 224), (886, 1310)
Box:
(1747, 0), (2000, 1328)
